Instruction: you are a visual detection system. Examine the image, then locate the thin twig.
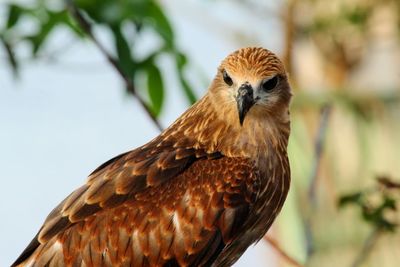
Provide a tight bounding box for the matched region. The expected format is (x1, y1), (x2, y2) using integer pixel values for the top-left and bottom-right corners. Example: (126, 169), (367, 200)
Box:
(0, 35), (18, 77)
(264, 235), (305, 267)
(351, 228), (382, 267)
(304, 104), (332, 258)
(65, 0), (163, 131)
(282, 0), (297, 76)
(308, 104), (332, 206)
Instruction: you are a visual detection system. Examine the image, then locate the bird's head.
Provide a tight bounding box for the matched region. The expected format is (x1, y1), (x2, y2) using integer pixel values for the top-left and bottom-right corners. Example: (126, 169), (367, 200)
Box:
(209, 47), (292, 126)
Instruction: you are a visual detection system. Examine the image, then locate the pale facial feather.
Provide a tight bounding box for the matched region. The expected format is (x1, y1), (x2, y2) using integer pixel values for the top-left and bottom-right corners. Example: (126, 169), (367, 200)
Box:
(206, 48), (291, 159)
(159, 47), (291, 161)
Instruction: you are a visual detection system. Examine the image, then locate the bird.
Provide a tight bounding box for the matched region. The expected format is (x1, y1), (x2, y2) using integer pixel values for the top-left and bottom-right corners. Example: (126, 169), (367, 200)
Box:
(12, 47), (292, 267)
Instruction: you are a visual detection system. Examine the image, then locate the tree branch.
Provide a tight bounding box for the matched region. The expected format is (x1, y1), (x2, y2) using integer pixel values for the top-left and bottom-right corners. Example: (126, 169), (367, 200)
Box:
(304, 104), (332, 258)
(351, 228), (382, 267)
(308, 104), (332, 206)
(282, 0), (297, 76)
(264, 235), (304, 267)
(65, 0), (163, 131)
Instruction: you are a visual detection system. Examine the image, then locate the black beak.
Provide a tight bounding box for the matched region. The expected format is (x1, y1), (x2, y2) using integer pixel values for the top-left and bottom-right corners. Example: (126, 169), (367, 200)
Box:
(236, 83), (255, 126)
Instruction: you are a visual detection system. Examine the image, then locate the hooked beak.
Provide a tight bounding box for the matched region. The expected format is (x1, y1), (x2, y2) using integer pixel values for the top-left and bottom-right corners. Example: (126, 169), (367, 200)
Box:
(236, 83), (255, 126)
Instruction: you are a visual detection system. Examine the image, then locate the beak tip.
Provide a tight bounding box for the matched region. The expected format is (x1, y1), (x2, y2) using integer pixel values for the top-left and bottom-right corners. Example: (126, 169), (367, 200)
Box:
(239, 116), (245, 126)
(236, 83), (255, 127)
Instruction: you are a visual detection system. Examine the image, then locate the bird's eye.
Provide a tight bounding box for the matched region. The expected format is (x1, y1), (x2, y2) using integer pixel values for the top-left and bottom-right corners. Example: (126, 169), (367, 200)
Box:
(222, 70), (233, 86)
(262, 75), (279, 92)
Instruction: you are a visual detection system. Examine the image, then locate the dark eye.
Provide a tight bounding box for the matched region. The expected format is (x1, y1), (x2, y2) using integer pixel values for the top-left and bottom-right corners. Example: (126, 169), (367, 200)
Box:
(222, 70), (233, 86)
(262, 75), (279, 92)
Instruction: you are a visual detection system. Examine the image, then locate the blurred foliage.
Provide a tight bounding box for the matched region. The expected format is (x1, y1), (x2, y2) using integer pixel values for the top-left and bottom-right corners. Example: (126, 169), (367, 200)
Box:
(0, 0), (196, 117)
(339, 176), (399, 232)
(293, 0), (400, 87)
(337, 176), (400, 267)
(288, 1), (400, 266)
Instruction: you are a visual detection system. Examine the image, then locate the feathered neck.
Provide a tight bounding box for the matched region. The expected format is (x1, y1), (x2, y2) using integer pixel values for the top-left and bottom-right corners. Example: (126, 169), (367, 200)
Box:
(159, 93), (290, 162)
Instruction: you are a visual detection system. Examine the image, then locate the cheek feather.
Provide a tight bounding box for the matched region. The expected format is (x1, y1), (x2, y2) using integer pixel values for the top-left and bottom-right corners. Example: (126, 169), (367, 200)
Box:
(258, 93), (280, 107)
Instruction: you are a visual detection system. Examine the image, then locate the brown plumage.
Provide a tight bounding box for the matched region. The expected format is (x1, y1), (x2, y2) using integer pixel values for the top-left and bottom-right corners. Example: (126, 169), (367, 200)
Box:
(13, 47), (292, 267)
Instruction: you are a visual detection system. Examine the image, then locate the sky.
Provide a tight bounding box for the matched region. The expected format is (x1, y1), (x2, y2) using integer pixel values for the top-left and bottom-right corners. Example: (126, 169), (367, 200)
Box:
(0, 1), (282, 266)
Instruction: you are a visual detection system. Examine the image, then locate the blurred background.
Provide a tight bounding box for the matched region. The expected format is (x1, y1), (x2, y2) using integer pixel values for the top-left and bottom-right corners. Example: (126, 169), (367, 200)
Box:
(1, 0), (400, 266)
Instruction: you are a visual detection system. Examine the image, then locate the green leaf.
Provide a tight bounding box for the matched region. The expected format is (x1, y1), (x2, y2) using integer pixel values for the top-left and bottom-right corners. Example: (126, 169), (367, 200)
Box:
(147, 2), (174, 47)
(361, 203), (397, 231)
(60, 11), (86, 38)
(112, 25), (136, 76)
(0, 36), (19, 77)
(345, 7), (369, 26)
(382, 196), (397, 211)
(146, 64), (164, 116)
(176, 51), (187, 69)
(26, 10), (72, 55)
(338, 192), (363, 208)
(6, 4), (24, 29)
(75, 0), (147, 27)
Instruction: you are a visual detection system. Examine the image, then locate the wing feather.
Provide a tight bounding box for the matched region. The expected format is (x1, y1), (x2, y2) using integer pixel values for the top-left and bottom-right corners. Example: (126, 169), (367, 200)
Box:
(13, 155), (259, 267)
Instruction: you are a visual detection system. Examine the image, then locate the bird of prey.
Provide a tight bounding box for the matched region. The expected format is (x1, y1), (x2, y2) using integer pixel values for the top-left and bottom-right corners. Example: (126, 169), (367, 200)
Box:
(13, 47), (292, 267)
